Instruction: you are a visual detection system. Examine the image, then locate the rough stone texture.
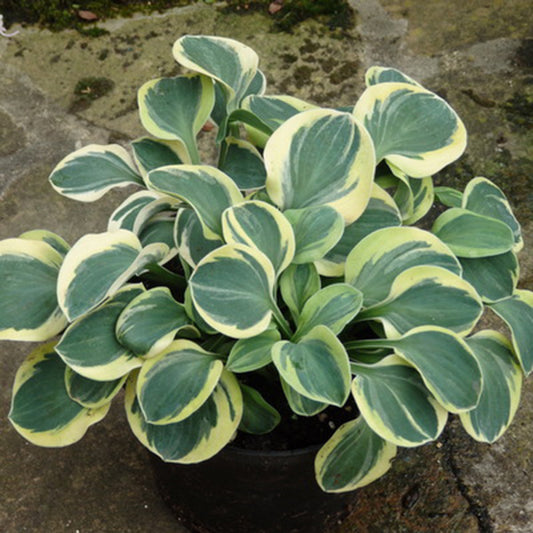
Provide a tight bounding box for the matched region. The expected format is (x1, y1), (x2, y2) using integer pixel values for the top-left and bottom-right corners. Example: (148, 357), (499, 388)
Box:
(0, 1), (532, 531)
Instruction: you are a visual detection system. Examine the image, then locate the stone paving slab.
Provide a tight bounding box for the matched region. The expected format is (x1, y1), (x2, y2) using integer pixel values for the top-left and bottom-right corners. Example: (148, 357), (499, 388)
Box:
(0, 2), (532, 531)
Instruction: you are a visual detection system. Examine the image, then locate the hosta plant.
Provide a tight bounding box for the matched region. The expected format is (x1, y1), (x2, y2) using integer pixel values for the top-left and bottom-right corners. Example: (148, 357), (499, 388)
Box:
(2, 35), (532, 493)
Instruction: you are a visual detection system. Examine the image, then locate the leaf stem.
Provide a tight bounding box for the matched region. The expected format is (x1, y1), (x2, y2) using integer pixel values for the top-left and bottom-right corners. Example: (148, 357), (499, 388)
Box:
(270, 301), (293, 338)
(141, 264), (187, 290)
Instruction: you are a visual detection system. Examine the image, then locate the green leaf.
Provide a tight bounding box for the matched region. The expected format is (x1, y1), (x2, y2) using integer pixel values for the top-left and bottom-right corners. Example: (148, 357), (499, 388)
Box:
(190, 244), (276, 338)
(345, 226), (461, 307)
(432, 207), (515, 258)
(459, 251), (519, 303)
(65, 367), (127, 409)
(126, 369), (242, 463)
(136, 340), (223, 424)
(365, 66), (421, 87)
(489, 290), (533, 375)
(294, 284), (363, 340)
(49, 144), (143, 202)
(173, 35), (258, 112)
(218, 137), (267, 190)
(239, 384), (281, 434)
(57, 229), (168, 321)
(279, 263), (321, 323)
(56, 285), (145, 380)
(222, 200), (295, 273)
(264, 108), (375, 224)
(359, 265), (482, 338)
(462, 177), (522, 251)
(226, 328), (280, 373)
(317, 184), (401, 277)
(272, 325), (351, 406)
(434, 186), (463, 208)
(281, 378), (328, 416)
(174, 208), (223, 268)
(351, 355), (447, 447)
(146, 165), (243, 240)
(131, 137), (186, 175)
(18, 230), (70, 257)
(353, 82), (466, 177)
(137, 75), (214, 163)
(9, 343), (109, 446)
(116, 287), (190, 358)
(460, 331), (522, 443)
(315, 417), (397, 492)
(284, 205), (344, 265)
(0, 238), (67, 341)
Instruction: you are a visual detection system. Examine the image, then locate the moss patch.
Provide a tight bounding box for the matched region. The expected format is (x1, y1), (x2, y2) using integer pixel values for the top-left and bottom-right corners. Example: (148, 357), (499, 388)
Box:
(70, 76), (115, 112)
(222, 0), (354, 32)
(1, 0), (195, 32)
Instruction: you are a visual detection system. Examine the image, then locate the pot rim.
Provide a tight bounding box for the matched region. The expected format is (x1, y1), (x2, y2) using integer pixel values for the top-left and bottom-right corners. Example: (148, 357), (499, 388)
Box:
(223, 442), (322, 458)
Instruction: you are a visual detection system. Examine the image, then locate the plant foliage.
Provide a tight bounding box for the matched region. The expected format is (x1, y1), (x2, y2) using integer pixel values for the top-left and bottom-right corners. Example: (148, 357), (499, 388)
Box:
(1, 38), (531, 492)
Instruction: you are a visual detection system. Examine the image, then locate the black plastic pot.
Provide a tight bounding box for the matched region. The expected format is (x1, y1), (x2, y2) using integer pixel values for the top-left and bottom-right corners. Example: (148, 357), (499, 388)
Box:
(150, 444), (357, 533)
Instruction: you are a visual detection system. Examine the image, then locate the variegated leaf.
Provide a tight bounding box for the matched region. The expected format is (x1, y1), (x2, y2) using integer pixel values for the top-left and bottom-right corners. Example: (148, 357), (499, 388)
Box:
(241, 94), (316, 147)
(316, 184), (401, 277)
(279, 263), (321, 323)
(353, 82), (467, 177)
(264, 108), (375, 224)
(284, 205), (344, 265)
(57, 229), (168, 321)
(294, 283), (363, 340)
(218, 137), (267, 190)
(49, 144), (143, 202)
(131, 137), (187, 175)
(116, 287), (190, 358)
(125, 369), (242, 463)
(9, 343), (109, 446)
(358, 265), (482, 338)
(349, 326), (482, 413)
(460, 331), (522, 443)
(345, 226), (461, 307)
(460, 251), (519, 303)
(190, 244), (276, 338)
(489, 290), (533, 375)
(432, 207), (515, 258)
(0, 238), (67, 341)
(226, 328), (280, 373)
(137, 75), (214, 163)
(19, 230), (70, 257)
(65, 367), (127, 409)
(222, 200), (295, 273)
(351, 355), (447, 447)
(281, 378), (328, 416)
(174, 208), (223, 268)
(365, 66), (421, 87)
(107, 191), (163, 232)
(136, 340), (223, 424)
(315, 417), (397, 493)
(146, 165), (243, 240)
(56, 285), (145, 380)
(272, 325), (351, 406)
(173, 35), (258, 112)
(462, 177), (522, 252)
(239, 384), (281, 435)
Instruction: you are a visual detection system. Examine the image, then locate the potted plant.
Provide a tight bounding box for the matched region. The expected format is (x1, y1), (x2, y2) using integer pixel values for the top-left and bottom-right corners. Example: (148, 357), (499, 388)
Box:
(1, 35), (531, 533)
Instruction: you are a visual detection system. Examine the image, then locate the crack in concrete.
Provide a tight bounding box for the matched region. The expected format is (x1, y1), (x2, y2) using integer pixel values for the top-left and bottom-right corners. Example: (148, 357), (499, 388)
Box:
(441, 428), (494, 533)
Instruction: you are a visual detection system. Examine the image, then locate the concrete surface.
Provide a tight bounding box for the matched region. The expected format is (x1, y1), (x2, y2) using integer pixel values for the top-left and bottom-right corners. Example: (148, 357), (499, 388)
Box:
(0, 1), (532, 531)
